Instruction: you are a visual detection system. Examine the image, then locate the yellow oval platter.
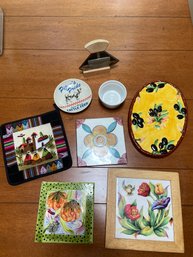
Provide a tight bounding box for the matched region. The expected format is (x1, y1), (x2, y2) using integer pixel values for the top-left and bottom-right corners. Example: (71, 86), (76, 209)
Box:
(128, 81), (188, 157)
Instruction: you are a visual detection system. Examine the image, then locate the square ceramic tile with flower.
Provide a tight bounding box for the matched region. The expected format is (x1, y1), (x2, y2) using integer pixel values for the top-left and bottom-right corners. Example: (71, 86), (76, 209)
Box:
(35, 182), (94, 244)
(76, 118), (127, 166)
(44, 190), (86, 235)
(116, 178), (174, 242)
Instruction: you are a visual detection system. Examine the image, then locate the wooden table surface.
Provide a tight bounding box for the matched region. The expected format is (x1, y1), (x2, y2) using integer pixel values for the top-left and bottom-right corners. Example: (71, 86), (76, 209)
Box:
(0, 1), (193, 256)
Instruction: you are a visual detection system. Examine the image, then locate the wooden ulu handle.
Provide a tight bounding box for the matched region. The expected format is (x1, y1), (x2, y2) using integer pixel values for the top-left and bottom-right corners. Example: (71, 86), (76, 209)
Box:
(83, 66), (110, 74)
(84, 39), (109, 53)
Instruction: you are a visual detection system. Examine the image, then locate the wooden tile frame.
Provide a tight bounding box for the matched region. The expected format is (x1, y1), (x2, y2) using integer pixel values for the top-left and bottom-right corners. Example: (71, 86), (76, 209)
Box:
(105, 168), (184, 253)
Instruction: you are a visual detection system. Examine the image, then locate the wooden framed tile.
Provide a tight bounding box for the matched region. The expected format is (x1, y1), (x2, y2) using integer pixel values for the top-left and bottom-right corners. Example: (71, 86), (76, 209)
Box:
(105, 168), (184, 253)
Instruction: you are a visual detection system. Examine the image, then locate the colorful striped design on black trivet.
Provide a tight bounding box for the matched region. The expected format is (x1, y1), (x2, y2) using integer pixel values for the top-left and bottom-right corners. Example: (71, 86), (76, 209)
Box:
(53, 126), (68, 156)
(2, 134), (17, 166)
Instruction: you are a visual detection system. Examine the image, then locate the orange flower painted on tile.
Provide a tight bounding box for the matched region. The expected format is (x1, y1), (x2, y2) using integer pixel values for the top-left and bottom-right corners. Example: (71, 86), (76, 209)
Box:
(60, 200), (81, 222)
(47, 191), (67, 210)
(84, 125), (117, 157)
(155, 183), (164, 195)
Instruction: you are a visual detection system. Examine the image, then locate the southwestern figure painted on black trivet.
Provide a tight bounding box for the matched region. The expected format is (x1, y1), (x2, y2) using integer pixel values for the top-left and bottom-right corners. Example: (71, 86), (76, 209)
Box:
(128, 81), (188, 157)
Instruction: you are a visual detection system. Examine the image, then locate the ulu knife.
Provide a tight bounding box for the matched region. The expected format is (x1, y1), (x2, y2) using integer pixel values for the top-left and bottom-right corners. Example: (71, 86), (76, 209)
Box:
(79, 39), (119, 73)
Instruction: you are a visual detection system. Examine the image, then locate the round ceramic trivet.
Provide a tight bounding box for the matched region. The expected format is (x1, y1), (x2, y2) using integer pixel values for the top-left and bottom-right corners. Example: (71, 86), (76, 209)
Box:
(54, 79), (92, 113)
(128, 81), (188, 157)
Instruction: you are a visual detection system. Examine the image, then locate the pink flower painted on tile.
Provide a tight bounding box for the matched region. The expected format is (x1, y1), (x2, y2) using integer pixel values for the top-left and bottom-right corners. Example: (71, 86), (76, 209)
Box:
(78, 157), (87, 166)
(118, 153), (127, 164)
(114, 117), (123, 126)
(76, 119), (85, 128)
(124, 204), (140, 221)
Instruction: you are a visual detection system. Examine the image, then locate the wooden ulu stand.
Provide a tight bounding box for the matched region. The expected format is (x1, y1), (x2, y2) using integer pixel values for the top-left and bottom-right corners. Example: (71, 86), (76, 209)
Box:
(80, 39), (118, 73)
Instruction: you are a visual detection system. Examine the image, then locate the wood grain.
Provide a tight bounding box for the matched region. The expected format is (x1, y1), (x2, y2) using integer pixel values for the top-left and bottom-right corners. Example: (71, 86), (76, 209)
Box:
(1, 50), (193, 99)
(0, 167), (108, 204)
(0, 1), (193, 256)
(1, 0), (189, 17)
(0, 167), (193, 205)
(4, 17), (193, 50)
(0, 203), (192, 257)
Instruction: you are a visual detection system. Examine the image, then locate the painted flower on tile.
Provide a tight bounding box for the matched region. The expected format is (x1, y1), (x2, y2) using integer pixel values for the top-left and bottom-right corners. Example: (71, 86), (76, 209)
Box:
(47, 220), (60, 233)
(77, 118), (127, 166)
(60, 200), (81, 222)
(47, 191), (67, 210)
(82, 121), (120, 159)
(124, 204), (140, 221)
(138, 182), (150, 197)
(118, 153), (127, 164)
(117, 180), (173, 239)
(44, 190), (86, 235)
(152, 197), (170, 211)
(154, 183), (164, 195)
(77, 157), (87, 166)
(122, 180), (135, 195)
(114, 117), (123, 126)
(76, 119), (85, 128)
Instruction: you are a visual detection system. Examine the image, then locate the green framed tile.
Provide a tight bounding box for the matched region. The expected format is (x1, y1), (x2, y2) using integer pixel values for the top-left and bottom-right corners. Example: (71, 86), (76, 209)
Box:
(35, 181), (94, 243)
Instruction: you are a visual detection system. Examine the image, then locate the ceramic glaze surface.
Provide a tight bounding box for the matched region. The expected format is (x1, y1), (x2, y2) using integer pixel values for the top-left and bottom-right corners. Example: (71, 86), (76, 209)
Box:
(103, 90), (121, 105)
(54, 79), (92, 113)
(129, 82), (187, 157)
(76, 117), (127, 166)
(99, 80), (127, 109)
